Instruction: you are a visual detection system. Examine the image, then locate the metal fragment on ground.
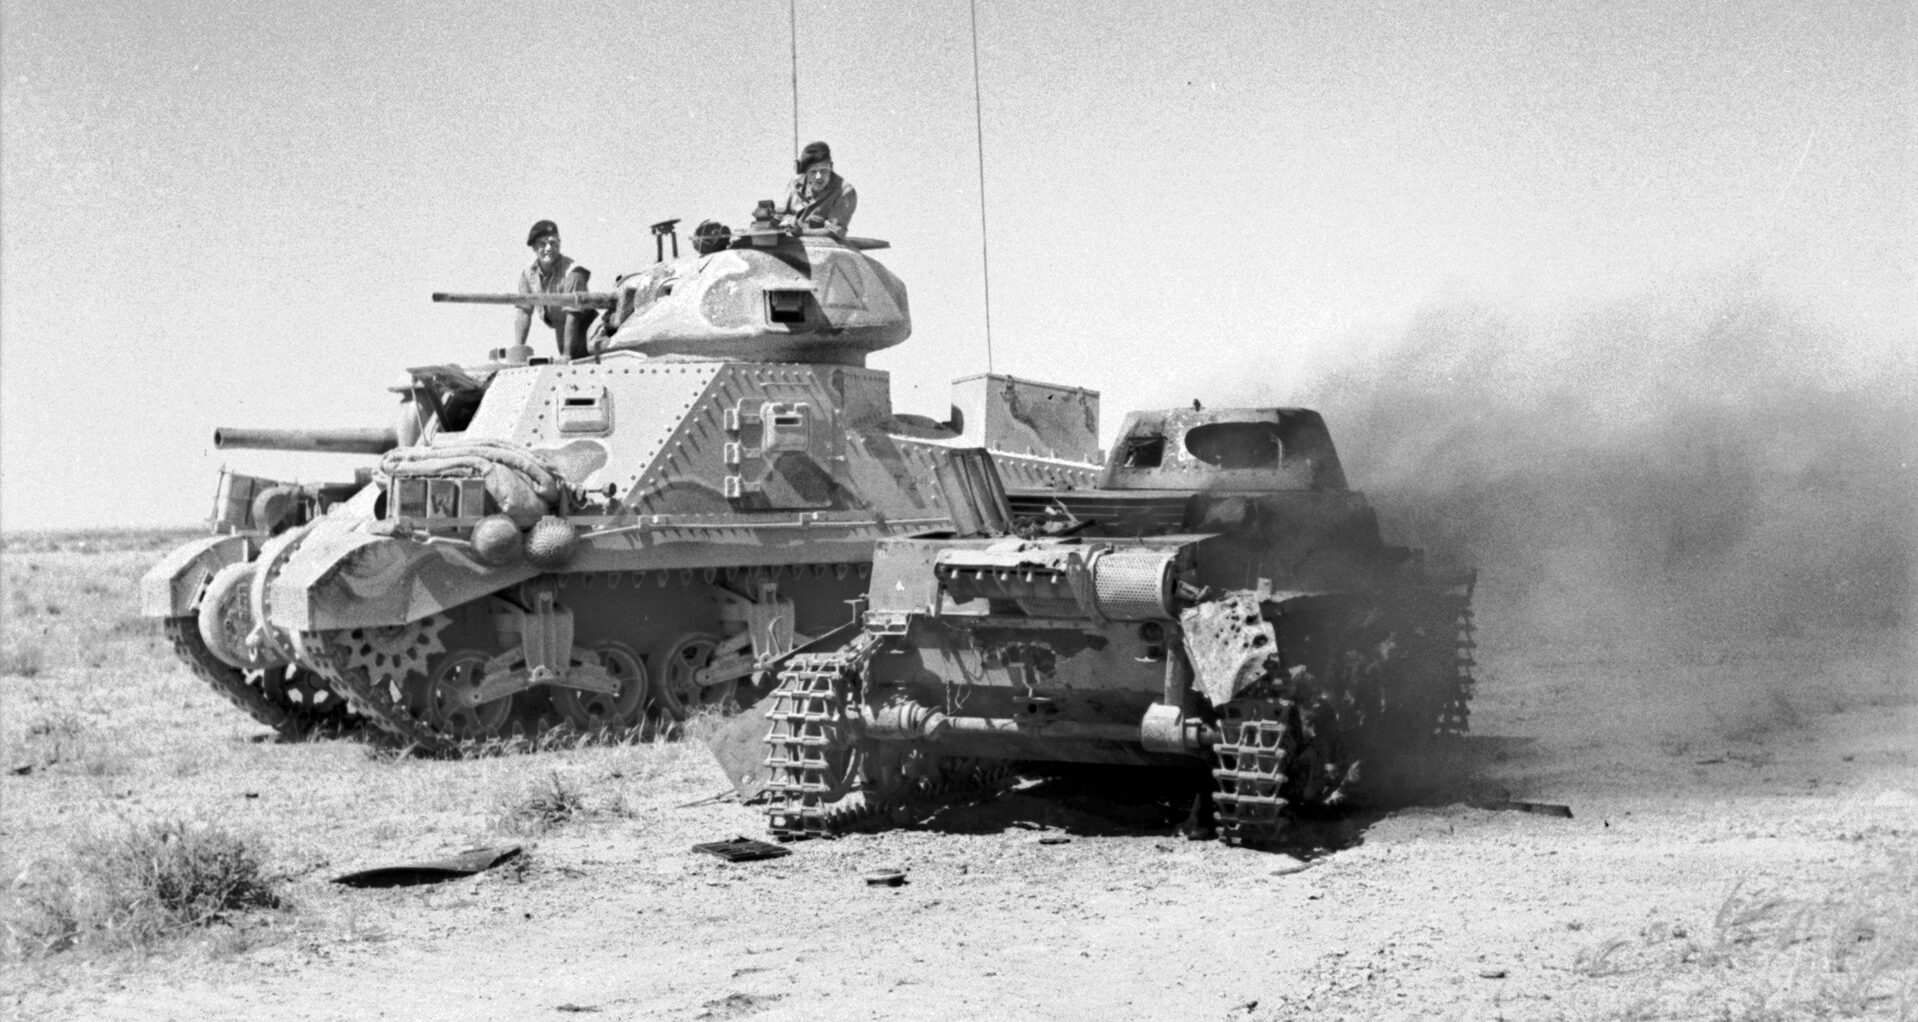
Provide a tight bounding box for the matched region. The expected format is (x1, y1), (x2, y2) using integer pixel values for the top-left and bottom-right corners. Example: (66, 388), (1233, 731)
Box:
(332, 844), (523, 887)
(693, 836), (792, 862)
(1470, 799), (1573, 819)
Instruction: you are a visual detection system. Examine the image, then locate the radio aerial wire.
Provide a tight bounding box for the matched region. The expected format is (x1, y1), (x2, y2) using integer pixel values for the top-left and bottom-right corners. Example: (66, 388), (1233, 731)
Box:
(970, 0), (995, 373)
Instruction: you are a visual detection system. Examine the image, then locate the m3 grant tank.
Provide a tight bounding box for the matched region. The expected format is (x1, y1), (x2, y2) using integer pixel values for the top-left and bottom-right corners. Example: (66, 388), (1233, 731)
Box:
(748, 406), (1477, 848)
(141, 226), (1104, 751)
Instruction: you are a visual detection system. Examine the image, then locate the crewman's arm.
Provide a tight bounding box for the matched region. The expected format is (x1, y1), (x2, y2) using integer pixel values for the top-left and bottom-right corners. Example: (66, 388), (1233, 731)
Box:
(514, 266), (536, 345)
(833, 184), (857, 233)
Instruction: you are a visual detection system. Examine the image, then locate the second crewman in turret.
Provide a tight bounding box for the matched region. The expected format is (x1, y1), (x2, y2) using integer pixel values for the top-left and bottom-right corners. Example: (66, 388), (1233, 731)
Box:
(779, 141), (857, 238)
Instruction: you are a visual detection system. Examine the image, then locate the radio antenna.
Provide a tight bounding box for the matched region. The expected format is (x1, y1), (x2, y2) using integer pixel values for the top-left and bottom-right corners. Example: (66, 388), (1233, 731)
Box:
(789, 0), (801, 158)
(969, 0), (995, 372)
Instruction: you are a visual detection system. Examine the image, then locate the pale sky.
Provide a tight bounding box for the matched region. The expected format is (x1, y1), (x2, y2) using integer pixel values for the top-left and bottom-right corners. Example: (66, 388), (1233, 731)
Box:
(2, 0), (1910, 530)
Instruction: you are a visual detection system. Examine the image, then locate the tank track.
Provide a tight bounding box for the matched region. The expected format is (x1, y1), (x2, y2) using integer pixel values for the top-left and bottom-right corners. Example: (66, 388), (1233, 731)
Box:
(300, 617), (457, 754)
(1435, 589), (1476, 737)
(164, 618), (353, 738)
(764, 644), (877, 838)
(763, 638), (1009, 840)
(1211, 699), (1299, 848)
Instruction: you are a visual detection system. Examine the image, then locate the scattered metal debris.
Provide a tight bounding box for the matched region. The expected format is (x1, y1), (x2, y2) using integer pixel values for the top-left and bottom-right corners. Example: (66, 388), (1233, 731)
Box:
(1471, 799), (1573, 819)
(332, 844), (523, 887)
(693, 836), (792, 863)
(676, 789), (743, 810)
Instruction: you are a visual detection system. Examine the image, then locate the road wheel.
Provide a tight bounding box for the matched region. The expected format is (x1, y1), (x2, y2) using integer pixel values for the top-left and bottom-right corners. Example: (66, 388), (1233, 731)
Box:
(551, 641), (649, 732)
(649, 632), (732, 721)
(422, 648), (513, 740)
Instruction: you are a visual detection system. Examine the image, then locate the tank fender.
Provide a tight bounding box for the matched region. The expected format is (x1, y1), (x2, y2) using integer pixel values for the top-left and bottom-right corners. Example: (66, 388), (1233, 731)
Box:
(140, 534), (256, 619)
(264, 525), (538, 633)
(1180, 588), (1336, 707)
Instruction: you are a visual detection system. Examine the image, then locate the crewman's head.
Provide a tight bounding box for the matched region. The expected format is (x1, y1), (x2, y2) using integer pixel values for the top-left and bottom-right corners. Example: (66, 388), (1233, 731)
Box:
(796, 141), (834, 191)
(526, 219), (561, 266)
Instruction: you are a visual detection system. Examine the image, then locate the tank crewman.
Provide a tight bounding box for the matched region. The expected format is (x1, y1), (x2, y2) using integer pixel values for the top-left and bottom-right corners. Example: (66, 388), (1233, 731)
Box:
(778, 141), (857, 237)
(514, 219), (595, 359)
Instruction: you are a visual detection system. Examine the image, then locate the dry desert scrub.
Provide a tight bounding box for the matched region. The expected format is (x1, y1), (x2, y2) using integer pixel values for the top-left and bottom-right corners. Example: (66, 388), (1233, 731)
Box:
(4, 818), (282, 958)
(1574, 851), (1918, 1020)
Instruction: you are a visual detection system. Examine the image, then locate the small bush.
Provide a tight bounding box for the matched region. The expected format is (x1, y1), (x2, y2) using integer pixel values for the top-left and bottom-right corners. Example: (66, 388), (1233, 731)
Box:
(496, 772), (600, 835)
(498, 772), (588, 834)
(1, 640), (46, 678)
(3, 819), (281, 958)
(1573, 937), (1633, 977)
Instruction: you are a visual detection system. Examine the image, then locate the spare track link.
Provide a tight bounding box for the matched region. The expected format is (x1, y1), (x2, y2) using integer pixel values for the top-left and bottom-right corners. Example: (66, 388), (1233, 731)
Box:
(1212, 699), (1298, 848)
(763, 647), (869, 839)
(166, 617), (298, 735)
(301, 627), (457, 755)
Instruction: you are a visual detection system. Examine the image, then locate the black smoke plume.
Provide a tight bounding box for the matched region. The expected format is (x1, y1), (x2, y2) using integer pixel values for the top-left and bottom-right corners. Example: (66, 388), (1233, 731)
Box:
(1301, 270), (1914, 647)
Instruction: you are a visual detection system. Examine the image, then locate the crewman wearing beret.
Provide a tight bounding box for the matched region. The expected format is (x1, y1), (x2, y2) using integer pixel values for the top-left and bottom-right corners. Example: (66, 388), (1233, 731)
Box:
(778, 141), (857, 238)
(514, 219), (594, 358)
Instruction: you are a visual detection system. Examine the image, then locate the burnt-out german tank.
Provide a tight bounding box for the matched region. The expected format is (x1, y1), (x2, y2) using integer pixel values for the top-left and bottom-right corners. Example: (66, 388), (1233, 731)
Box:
(742, 405), (1477, 848)
(140, 224), (1106, 750)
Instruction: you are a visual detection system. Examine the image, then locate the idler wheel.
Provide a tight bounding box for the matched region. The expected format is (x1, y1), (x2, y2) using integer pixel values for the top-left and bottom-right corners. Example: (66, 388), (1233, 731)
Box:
(197, 561), (285, 671)
(421, 648), (513, 740)
(649, 632), (731, 721)
(551, 641), (649, 732)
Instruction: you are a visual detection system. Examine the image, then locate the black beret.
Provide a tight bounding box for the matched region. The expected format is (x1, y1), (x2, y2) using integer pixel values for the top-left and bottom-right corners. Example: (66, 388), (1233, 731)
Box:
(526, 219), (559, 246)
(795, 141), (832, 174)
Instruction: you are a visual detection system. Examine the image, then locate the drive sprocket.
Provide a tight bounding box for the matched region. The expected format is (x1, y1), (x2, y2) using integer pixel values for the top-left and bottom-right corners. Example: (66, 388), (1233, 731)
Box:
(301, 614), (458, 752)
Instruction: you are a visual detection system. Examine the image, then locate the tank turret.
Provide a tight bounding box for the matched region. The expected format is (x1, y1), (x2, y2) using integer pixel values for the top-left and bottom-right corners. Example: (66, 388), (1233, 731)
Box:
(596, 232), (909, 366)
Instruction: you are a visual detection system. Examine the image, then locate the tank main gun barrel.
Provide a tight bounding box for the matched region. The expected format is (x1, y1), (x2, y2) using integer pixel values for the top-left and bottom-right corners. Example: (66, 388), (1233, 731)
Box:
(213, 427), (399, 455)
(432, 291), (619, 310)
